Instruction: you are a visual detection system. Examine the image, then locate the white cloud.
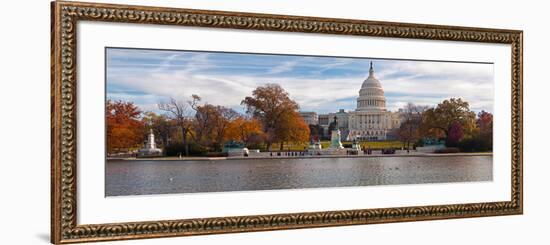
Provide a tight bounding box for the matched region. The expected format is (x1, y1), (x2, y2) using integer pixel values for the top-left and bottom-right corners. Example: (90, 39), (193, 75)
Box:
(107, 50), (494, 115)
(266, 61), (299, 75)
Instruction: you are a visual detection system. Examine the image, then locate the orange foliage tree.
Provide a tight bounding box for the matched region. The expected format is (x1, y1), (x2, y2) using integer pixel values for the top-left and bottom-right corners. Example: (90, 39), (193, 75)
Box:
(274, 111), (310, 150)
(241, 84), (308, 150)
(106, 100), (144, 153)
(224, 117), (265, 146)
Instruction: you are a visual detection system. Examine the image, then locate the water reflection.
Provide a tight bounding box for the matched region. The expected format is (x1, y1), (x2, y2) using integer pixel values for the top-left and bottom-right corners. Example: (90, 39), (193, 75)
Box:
(105, 156), (492, 196)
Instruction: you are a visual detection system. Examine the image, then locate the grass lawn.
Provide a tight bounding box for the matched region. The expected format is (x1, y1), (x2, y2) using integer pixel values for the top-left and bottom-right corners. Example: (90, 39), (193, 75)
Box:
(357, 141), (404, 149)
(263, 140), (404, 151)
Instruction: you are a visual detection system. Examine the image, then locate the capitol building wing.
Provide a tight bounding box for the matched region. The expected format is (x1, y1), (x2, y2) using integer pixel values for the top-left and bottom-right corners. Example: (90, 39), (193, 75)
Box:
(302, 62), (402, 141)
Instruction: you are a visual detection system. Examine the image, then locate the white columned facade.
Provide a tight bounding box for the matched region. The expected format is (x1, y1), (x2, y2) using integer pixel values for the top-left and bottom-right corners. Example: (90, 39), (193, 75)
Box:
(312, 62), (402, 141)
(348, 62), (397, 141)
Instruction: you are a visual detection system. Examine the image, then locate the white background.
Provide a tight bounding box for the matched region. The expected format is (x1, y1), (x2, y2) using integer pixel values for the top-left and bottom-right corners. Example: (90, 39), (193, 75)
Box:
(78, 21), (511, 224)
(0, 0), (547, 244)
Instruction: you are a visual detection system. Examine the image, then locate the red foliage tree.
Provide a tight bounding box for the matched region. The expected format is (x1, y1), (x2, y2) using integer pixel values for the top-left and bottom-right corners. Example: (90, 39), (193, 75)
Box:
(477, 110), (493, 137)
(446, 121), (464, 147)
(106, 100), (144, 153)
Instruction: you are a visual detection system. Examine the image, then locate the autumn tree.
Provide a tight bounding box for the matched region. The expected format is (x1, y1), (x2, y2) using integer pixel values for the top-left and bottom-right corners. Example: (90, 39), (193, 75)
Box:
(193, 104), (239, 151)
(421, 98), (476, 142)
(211, 106), (240, 150)
(141, 112), (173, 148)
(397, 103), (424, 152)
(446, 121), (465, 147)
(273, 111), (310, 150)
(106, 100), (144, 154)
(457, 110), (494, 152)
(241, 84), (301, 150)
(477, 110), (493, 138)
(158, 95), (201, 156)
(224, 117), (265, 146)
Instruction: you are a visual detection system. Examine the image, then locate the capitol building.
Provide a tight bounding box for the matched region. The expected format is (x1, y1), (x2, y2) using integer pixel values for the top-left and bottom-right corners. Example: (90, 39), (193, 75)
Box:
(300, 62), (402, 141)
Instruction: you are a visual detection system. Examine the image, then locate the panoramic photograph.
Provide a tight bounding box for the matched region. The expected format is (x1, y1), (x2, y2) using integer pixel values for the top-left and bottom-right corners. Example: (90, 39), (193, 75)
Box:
(105, 47), (494, 197)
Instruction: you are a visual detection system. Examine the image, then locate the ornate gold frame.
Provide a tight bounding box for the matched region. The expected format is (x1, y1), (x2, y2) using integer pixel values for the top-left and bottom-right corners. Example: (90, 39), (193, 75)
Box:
(51, 1), (523, 243)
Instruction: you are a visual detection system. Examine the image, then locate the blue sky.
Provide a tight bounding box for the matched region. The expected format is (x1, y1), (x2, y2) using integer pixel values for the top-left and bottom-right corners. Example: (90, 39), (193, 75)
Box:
(106, 48), (494, 115)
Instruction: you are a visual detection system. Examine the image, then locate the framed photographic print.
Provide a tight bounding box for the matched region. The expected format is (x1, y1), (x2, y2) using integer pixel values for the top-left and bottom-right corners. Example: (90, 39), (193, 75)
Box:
(51, 0), (523, 243)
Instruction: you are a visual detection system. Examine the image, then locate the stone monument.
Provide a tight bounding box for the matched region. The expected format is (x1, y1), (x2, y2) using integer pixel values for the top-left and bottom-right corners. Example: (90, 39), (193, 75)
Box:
(349, 139), (363, 155)
(307, 117), (349, 156)
(308, 138), (323, 152)
(138, 129), (163, 157)
(222, 140), (249, 157)
(329, 116), (344, 149)
(351, 139), (362, 151)
(312, 116), (347, 155)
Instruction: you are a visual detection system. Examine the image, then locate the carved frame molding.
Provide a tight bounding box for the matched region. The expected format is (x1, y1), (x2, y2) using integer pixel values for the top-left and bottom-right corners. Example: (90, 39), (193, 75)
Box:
(51, 1), (523, 243)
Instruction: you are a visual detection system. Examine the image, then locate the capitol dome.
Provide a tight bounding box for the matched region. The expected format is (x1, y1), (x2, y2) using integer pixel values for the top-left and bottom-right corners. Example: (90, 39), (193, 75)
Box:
(356, 62), (386, 111)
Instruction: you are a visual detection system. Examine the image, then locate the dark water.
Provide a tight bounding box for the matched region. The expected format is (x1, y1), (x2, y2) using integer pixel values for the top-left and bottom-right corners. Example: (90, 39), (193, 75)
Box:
(105, 155), (492, 196)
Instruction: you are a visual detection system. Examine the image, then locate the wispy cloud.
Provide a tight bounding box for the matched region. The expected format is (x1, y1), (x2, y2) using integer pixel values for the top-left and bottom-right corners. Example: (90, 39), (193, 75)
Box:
(266, 60), (298, 75)
(106, 48), (494, 115)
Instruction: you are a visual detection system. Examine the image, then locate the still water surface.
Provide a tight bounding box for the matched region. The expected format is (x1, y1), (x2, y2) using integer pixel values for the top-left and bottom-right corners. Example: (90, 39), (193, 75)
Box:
(106, 155), (492, 196)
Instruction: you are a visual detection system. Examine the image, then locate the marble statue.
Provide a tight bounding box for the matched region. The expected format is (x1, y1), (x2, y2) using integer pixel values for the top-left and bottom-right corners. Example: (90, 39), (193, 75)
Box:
(138, 129), (163, 157)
